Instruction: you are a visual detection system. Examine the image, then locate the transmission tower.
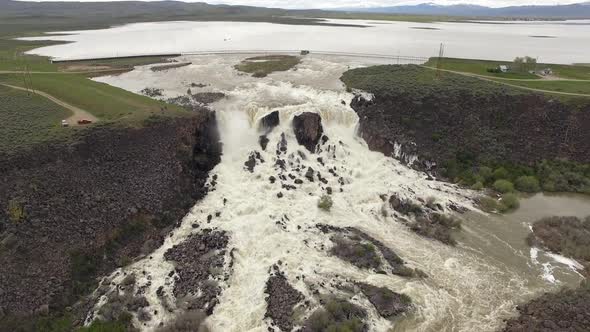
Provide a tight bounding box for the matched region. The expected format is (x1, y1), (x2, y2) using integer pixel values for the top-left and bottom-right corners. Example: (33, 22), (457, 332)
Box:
(436, 43), (445, 79)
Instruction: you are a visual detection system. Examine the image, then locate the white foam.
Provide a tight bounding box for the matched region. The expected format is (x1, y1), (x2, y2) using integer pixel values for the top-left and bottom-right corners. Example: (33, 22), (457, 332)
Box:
(546, 252), (585, 271)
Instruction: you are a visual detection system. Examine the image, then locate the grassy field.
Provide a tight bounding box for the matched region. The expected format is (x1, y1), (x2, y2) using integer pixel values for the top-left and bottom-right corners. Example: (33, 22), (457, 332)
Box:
(0, 37), (64, 72)
(0, 85), (77, 154)
(235, 55), (301, 77)
(341, 64), (523, 96)
(426, 57), (590, 80)
(424, 57), (539, 79)
(491, 79), (590, 95)
(0, 73), (188, 124)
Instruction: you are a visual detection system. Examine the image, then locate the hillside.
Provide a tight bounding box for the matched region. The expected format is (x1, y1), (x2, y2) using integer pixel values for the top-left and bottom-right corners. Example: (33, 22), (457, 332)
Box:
(337, 2), (590, 19)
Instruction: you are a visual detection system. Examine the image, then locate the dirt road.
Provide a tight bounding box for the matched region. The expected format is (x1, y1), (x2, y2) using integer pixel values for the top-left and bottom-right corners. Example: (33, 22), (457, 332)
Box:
(1, 83), (99, 125)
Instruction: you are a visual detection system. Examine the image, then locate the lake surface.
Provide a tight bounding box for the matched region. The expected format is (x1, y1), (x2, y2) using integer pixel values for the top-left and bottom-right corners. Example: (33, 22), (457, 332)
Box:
(22, 19), (590, 64)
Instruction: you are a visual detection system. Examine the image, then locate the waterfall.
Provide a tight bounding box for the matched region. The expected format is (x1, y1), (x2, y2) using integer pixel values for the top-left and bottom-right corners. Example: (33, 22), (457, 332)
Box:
(87, 54), (580, 332)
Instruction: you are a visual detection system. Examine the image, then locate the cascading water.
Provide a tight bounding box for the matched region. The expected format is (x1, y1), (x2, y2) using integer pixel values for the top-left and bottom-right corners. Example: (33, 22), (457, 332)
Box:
(89, 54), (586, 332)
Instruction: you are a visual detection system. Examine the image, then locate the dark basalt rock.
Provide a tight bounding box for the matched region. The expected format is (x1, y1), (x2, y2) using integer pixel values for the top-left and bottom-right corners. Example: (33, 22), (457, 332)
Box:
(190, 92), (225, 105)
(264, 265), (304, 332)
(318, 225), (419, 277)
(259, 135), (270, 151)
(358, 283), (412, 318)
(389, 194), (461, 246)
(293, 112), (323, 153)
(260, 111), (280, 133)
(244, 151), (264, 173)
(305, 167), (315, 182)
(277, 133), (288, 155)
(0, 113), (221, 318)
(164, 229), (229, 314)
(349, 82), (590, 173)
(503, 287), (590, 332)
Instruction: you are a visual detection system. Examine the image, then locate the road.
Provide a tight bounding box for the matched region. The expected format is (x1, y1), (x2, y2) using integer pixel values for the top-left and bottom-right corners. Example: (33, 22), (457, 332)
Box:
(421, 66), (590, 98)
(1, 83), (99, 125)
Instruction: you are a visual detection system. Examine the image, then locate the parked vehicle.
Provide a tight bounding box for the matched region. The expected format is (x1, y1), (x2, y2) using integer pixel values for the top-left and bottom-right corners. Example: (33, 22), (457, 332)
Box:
(61, 120), (69, 127)
(77, 119), (92, 125)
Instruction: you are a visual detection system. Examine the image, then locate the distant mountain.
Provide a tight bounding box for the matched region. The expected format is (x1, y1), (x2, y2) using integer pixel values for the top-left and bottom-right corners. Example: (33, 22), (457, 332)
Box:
(0, 0), (342, 32)
(336, 2), (590, 19)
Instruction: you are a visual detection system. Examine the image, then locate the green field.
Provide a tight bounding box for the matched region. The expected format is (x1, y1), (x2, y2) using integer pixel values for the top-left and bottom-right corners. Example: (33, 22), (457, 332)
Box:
(341, 64), (523, 96)
(424, 57), (539, 79)
(0, 74), (188, 124)
(491, 79), (590, 95)
(426, 57), (590, 80)
(0, 85), (75, 154)
(0, 37), (63, 72)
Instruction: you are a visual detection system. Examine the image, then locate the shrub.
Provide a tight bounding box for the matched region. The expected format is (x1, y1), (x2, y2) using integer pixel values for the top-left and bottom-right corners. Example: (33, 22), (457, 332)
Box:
(493, 179), (514, 193)
(318, 195), (333, 211)
(515, 176), (540, 193)
(471, 181), (484, 191)
(478, 196), (500, 213)
(478, 166), (493, 182)
(493, 167), (510, 180)
(499, 193), (520, 212)
(303, 298), (367, 332)
(7, 199), (25, 222)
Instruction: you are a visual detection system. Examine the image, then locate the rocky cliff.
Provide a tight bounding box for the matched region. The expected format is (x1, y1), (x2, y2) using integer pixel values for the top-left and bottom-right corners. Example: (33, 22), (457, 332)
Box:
(343, 66), (590, 193)
(350, 92), (590, 171)
(0, 113), (221, 325)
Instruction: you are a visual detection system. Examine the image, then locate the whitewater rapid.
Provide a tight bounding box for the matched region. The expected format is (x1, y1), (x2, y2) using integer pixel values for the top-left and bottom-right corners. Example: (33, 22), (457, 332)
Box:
(89, 54), (586, 332)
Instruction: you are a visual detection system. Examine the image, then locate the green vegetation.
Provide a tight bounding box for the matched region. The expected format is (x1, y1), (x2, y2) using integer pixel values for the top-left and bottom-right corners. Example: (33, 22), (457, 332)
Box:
(0, 73), (189, 123)
(493, 179), (515, 193)
(0, 85), (75, 154)
(303, 298), (367, 332)
(491, 79), (590, 95)
(78, 316), (131, 332)
(0, 310), (132, 332)
(7, 198), (25, 222)
(413, 213), (462, 245)
(318, 195), (333, 211)
(528, 216), (590, 262)
(515, 175), (541, 193)
(341, 64), (521, 97)
(479, 193), (520, 213)
(425, 57), (539, 79)
(445, 157), (590, 195)
(234, 55), (301, 77)
(0, 37), (64, 72)
(426, 57), (590, 80)
(330, 235), (381, 269)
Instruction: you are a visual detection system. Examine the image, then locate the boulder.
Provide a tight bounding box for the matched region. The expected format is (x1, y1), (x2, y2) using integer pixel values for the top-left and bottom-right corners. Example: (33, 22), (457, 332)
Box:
(260, 111), (280, 133)
(293, 112), (323, 153)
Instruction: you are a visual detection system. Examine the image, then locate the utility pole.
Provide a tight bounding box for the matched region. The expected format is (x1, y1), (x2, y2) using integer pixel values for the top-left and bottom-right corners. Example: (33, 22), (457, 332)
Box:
(436, 43), (445, 79)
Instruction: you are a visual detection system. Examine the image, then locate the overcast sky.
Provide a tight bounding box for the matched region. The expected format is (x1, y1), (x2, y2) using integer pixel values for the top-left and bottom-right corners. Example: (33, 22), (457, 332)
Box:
(28, 0), (584, 9)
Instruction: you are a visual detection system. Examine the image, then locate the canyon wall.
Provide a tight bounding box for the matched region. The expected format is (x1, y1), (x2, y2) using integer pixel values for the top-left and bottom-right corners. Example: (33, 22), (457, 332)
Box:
(0, 113), (221, 323)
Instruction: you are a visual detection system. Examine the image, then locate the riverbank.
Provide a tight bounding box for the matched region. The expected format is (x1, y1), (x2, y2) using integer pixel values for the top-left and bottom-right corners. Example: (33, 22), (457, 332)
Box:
(0, 113), (221, 329)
